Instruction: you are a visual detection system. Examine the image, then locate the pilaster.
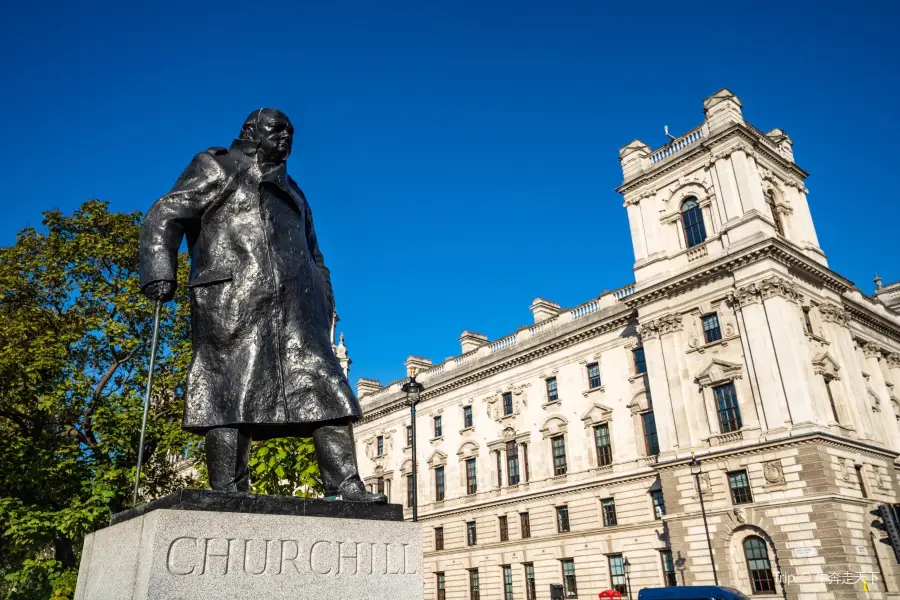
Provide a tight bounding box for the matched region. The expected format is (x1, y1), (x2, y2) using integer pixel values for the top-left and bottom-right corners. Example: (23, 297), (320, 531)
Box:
(637, 321), (679, 452)
(861, 342), (900, 451)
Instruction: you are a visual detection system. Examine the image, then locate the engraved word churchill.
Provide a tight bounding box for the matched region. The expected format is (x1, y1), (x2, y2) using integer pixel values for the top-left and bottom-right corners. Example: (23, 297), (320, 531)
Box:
(165, 537), (419, 577)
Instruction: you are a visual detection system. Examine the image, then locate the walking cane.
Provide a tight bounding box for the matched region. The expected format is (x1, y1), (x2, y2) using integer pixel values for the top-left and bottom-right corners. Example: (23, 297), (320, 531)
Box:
(133, 300), (163, 505)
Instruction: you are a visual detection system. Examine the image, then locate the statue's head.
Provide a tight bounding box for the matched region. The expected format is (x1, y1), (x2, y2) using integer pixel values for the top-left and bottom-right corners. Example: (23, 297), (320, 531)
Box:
(239, 108), (294, 164)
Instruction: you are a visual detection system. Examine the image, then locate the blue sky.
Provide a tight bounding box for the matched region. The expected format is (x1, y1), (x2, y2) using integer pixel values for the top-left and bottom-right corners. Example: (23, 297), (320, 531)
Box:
(1, 0), (898, 386)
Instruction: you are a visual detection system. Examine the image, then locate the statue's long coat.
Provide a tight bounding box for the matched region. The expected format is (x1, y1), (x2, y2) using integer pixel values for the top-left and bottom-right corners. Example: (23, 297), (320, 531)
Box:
(140, 139), (360, 438)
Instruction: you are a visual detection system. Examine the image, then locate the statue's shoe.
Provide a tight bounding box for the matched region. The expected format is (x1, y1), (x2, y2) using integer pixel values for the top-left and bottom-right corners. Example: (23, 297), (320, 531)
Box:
(324, 477), (388, 503)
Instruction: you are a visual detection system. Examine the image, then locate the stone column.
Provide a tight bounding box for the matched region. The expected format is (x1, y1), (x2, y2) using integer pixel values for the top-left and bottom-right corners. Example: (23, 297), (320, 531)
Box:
(709, 153), (743, 221)
(818, 303), (877, 440)
(733, 283), (791, 431)
(731, 149), (767, 215)
(626, 199), (648, 264)
(638, 320), (679, 452)
(658, 313), (711, 448)
(758, 277), (820, 428)
(862, 343), (900, 451)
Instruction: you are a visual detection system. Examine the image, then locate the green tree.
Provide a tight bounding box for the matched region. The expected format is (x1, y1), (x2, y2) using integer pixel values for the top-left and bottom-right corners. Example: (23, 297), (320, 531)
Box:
(0, 201), (323, 599)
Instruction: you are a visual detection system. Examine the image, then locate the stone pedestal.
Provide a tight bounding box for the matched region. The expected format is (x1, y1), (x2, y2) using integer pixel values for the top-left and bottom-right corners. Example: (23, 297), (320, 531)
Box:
(74, 490), (422, 600)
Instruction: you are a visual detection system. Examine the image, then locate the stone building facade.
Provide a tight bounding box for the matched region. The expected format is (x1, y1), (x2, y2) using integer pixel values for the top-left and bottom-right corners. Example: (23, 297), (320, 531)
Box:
(354, 89), (900, 600)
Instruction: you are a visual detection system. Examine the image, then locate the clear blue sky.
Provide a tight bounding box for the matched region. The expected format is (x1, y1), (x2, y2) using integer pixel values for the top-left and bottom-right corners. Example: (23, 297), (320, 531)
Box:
(1, 1), (897, 386)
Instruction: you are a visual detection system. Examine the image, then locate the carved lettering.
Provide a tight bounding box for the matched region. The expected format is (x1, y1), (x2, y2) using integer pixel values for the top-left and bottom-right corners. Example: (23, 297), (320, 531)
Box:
(166, 537), (197, 576)
(199, 537), (233, 576)
(242, 538), (271, 575)
(278, 539), (302, 575)
(402, 543), (418, 574)
(310, 540), (335, 575)
(337, 541), (359, 575)
(386, 542), (402, 575)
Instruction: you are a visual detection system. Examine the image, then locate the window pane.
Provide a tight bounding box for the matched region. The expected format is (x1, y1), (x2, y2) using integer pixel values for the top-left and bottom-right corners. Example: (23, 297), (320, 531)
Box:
(435, 527), (444, 551)
(556, 506), (570, 533)
(552, 436), (567, 475)
(702, 313), (722, 343)
(587, 362), (602, 389)
(715, 383), (742, 433)
(633, 347), (647, 374)
(729, 470), (753, 504)
(437, 572), (446, 600)
(406, 474), (414, 508)
(466, 458), (477, 495)
(608, 555), (627, 596)
(651, 489), (666, 518)
(744, 537), (777, 593)
(464, 405), (473, 428)
(507, 441), (520, 485)
(503, 565), (514, 600)
(642, 412), (659, 455)
(661, 550), (677, 587)
(602, 498), (618, 526)
(406, 426), (412, 446)
(503, 392), (513, 415)
(499, 516), (509, 541)
(562, 559), (578, 598)
(547, 377), (559, 401)
(520, 512), (531, 538)
(435, 466), (445, 501)
(434, 416), (442, 438)
(525, 563), (536, 600)
(467, 521), (477, 546)
(681, 198), (707, 248)
(470, 569), (480, 600)
(595, 424), (613, 466)
(377, 436), (384, 456)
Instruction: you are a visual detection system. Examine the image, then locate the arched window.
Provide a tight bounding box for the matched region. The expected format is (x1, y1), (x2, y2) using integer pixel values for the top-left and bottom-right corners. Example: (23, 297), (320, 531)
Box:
(743, 536), (777, 594)
(681, 197), (707, 247)
(766, 192), (784, 236)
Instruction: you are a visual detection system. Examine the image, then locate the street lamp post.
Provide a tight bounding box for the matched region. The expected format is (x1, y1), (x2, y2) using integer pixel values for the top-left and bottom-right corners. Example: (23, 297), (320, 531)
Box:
(691, 454), (718, 586)
(623, 557), (633, 599)
(402, 373), (424, 522)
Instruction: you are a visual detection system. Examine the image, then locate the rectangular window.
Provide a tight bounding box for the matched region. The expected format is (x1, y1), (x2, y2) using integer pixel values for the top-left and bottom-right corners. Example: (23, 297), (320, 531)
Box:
(496, 450), (503, 487)
(377, 435), (384, 456)
(633, 347), (647, 375)
(503, 392), (513, 415)
(855, 465), (868, 498)
(467, 521), (477, 546)
(594, 423), (613, 466)
(642, 412), (660, 456)
(507, 441), (520, 486)
(546, 377), (559, 402)
(601, 498), (618, 527)
(556, 505), (570, 533)
(499, 515), (509, 542)
(803, 307), (814, 334)
(524, 563), (536, 600)
(503, 565), (514, 600)
(466, 458), (478, 495)
(561, 559), (578, 598)
(702, 313), (722, 343)
(715, 382), (743, 433)
(608, 554), (627, 596)
(552, 435), (567, 475)
(377, 477), (385, 495)
(464, 405), (473, 428)
(651, 489), (666, 519)
(728, 470), (753, 505)
(661, 550), (677, 587)
(520, 512), (531, 539)
(587, 362), (602, 389)
(406, 425), (413, 447)
(406, 474), (414, 508)
(434, 527), (444, 551)
(433, 416), (442, 438)
(437, 572), (446, 600)
(435, 466), (445, 501)
(825, 377), (839, 422)
(469, 569), (480, 600)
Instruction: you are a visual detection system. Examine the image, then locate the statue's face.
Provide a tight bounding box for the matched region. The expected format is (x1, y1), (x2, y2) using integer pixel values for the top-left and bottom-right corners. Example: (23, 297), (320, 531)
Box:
(256, 111), (294, 163)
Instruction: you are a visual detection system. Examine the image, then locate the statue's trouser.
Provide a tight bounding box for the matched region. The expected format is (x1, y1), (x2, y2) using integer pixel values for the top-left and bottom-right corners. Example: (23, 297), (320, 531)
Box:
(204, 422), (362, 494)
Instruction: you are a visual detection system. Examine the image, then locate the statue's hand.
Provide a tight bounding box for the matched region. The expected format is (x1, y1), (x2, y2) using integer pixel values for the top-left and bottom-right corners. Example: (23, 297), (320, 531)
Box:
(143, 280), (176, 302)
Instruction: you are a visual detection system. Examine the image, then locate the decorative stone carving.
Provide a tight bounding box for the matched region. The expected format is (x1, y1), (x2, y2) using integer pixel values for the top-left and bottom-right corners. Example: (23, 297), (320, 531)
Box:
(733, 283), (762, 307)
(763, 460), (785, 484)
(724, 323), (735, 337)
(887, 354), (900, 370)
(873, 466), (886, 490)
(695, 359), (743, 389)
(861, 342), (883, 360)
(733, 508), (746, 524)
(638, 321), (660, 340)
(689, 337), (700, 348)
(696, 472), (711, 496)
(819, 303), (849, 326)
(657, 313), (684, 335)
(484, 383), (530, 422)
(842, 458), (855, 482)
(581, 402), (614, 427)
(812, 352), (841, 380)
(759, 275), (801, 304)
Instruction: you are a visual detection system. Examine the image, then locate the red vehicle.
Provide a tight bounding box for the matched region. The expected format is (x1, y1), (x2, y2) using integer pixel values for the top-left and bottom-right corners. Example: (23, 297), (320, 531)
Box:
(599, 591), (623, 600)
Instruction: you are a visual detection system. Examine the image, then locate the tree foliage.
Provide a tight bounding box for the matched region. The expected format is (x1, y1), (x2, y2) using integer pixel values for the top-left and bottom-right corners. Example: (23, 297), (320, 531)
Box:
(0, 201), (322, 599)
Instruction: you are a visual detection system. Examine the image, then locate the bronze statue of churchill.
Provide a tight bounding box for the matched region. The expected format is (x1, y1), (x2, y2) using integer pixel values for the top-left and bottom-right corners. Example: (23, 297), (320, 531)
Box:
(140, 109), (384, 502)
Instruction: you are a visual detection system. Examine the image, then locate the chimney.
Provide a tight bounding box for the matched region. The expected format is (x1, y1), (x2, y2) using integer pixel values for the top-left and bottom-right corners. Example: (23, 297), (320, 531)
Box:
(529, 298), (561, 323)
(703, 88), (744, 133)
(356, 377), (382, 398)
(618, 140), (651, 180)
(458, 331), (489, 354)
(404, 356), (432, 377)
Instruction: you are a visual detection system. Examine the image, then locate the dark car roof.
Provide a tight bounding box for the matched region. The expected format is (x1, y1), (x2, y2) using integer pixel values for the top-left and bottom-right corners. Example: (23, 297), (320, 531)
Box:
(638, 586), (750, 600)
